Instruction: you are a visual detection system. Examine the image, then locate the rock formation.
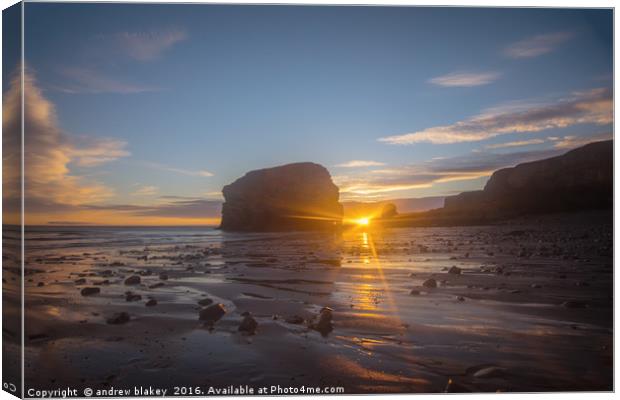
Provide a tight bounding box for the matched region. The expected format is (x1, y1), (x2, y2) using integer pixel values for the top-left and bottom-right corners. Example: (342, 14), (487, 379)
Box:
(220, 162), (343, 231)
(442, 140), (613, 220)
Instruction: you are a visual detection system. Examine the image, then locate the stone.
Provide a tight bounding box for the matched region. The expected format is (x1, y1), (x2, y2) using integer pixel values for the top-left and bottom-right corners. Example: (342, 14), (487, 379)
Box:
(448, 266), (462, 275)
(125, 292), (142, 302)
(197, 298), (213, 306)
(145, 298), (157, 307)
(159, 272), (169, 281)
(74, 278), (86, 285)
(312, 307), (333, 336)
(238, 314), (258, 335)
(80, 287), (100, 296)
(107, 312), (130, 325)
(220, 162), (343, 232)
(422, 278), (437, 288)
(124, 275), (141, 285)
(410, 289), (421, 296)
(199, 303), (226, 323)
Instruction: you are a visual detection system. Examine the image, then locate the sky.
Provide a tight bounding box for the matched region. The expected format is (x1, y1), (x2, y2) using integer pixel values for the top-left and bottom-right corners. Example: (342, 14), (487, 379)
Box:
(2, 4), (613, 225)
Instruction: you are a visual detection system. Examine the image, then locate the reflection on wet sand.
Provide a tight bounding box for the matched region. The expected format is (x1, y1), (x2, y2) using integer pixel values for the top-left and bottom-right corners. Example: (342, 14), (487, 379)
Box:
(13, 211), (613, 393)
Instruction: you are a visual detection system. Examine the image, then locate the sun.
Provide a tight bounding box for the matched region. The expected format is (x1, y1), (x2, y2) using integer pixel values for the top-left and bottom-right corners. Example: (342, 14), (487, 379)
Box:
(355, 217), (370, 226)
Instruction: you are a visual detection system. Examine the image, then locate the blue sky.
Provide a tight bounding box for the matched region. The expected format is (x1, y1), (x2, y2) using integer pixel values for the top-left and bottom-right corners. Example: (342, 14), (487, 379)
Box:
(4, 4), (613, 224)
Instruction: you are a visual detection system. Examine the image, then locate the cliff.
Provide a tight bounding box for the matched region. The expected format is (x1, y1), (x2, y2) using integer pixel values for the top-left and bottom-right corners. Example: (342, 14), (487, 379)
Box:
(441, 140), (613, 221)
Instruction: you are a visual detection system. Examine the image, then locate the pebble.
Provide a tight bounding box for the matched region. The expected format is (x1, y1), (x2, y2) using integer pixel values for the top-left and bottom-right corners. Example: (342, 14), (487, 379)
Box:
(80, 287), (100, 296)
(125, 292), (142, 302)
(238, 314), (258, 335)
(198, 298), (214, 306)
(448, 266), (462, 275)
(423, 278), (437, 288)
(107, 312), (130, 325)
(145, 298), (157, 307)
(199, 303), (226, 323)
(124, 275), (141, 285)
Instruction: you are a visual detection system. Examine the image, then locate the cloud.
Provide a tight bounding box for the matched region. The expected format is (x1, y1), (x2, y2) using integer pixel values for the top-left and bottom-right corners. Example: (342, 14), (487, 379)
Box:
(378, 88), (612, 145)
(83, 198), (222, 219)
(335, 148), (565, 198)
(99, 29), (188, 61)
(335, 160), (386, 168)
(484, 138), (545, 149)
(68, 136), (131, 166)
(56, 67), (157, 94)
(548, 132), (612, 149)
(131, 185), (159, 197)
(504, 32), (573, 58)
(2, 67), (130, 223)
(429, 71), (501, 87)
(141, 161), (214, 177)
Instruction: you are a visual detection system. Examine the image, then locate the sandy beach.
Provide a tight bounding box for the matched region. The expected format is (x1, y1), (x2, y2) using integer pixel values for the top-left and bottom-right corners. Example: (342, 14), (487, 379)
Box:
(2, 210), (612, 394)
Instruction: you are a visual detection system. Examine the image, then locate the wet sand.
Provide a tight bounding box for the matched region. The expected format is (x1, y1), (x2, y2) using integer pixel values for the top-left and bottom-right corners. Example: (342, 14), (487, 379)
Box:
(5, 211), (613, 394)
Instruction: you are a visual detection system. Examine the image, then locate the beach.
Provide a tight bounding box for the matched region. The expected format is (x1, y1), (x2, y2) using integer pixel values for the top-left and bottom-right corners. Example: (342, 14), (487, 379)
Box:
(5, 210), (613, 394)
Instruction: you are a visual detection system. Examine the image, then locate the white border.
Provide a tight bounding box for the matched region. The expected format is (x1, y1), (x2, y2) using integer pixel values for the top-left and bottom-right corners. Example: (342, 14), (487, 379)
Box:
(0, 2), (615, 400)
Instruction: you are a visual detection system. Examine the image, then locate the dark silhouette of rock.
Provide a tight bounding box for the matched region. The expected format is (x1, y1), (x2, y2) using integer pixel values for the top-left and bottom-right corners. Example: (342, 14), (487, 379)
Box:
(238, 314), (258, 335)
(125, 292), (142, 302)
(107, 312), (130, 325)
(197, 298), (213, 306)
(423, 278), (437, 288)
(442, 141), (612, 221)
(199, 303), (226, 323)
(145, 298), (157, 307)
(311, 307), (333, 336)
(220, 162), (343, 232)
(124, 275), (141, 285)
(383, 141), (612, 227)
(80, 287), (100, 296)
(448, 266), (462, 275)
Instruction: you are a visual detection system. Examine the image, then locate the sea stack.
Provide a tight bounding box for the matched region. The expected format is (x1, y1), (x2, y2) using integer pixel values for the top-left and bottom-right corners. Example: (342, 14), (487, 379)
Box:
(220, 162), (343, 232)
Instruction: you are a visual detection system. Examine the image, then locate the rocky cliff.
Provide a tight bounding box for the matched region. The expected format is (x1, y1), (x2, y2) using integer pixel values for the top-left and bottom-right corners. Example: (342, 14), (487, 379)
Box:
(442, 140), (613, 221)
(220, 162), (343, 231)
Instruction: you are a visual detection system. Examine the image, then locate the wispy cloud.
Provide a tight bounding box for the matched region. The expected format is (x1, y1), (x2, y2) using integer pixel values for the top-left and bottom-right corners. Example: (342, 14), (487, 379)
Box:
(504, 32), (573, 59)
(429, 71), (501, 87)
(335, 160), (386, 168)
(378, 88), (612, 145)
(141, 161), (214, 177)
(484, 138), (545, 149)
(99, 29), (188, 61)
(131, 185), (159, 197)
(84, 198), (221, 219)
(69, 136), (130, 166)
(335, 148), (565, 199)
(548, 132), (612, 149)
(56, 67), (157, 94)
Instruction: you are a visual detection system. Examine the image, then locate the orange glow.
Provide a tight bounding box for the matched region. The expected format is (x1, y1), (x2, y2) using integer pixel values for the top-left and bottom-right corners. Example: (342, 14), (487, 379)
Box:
(356, 217), (370, 226)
